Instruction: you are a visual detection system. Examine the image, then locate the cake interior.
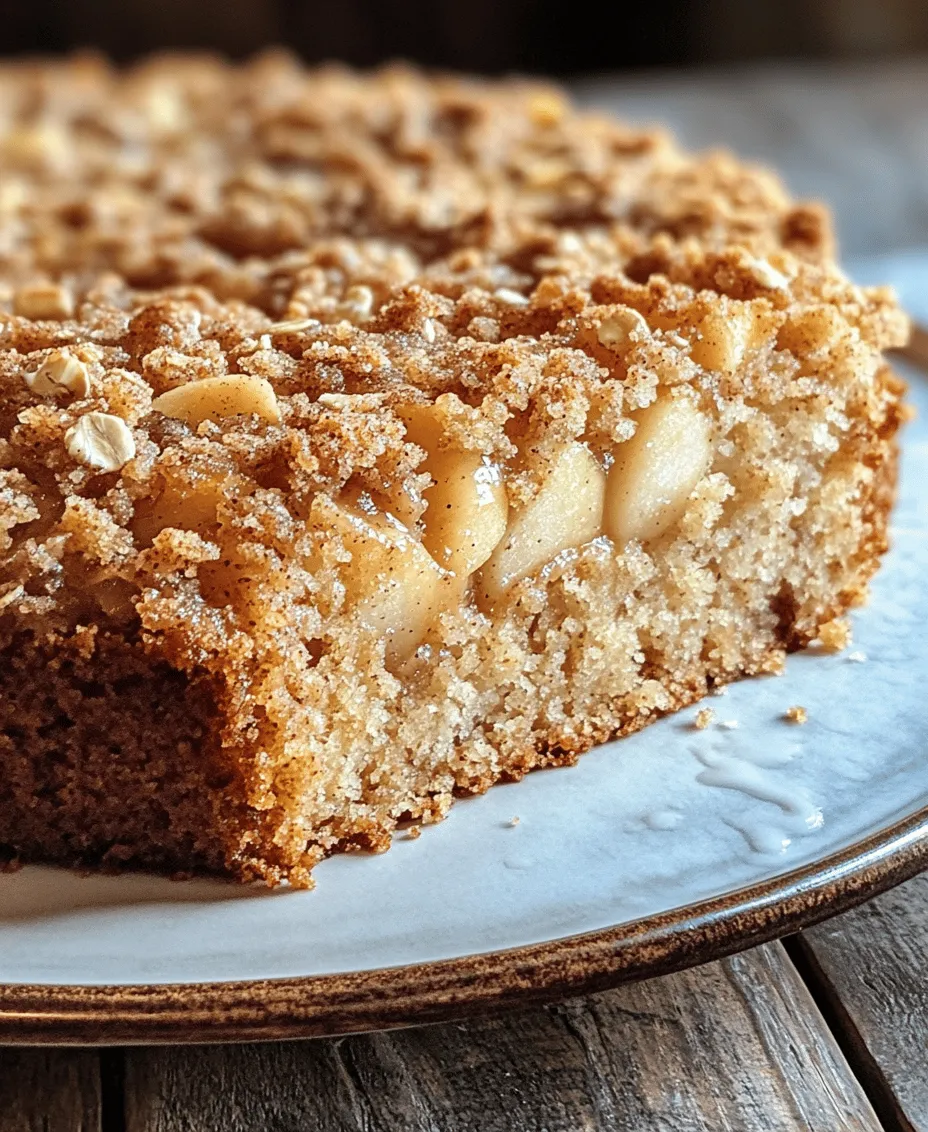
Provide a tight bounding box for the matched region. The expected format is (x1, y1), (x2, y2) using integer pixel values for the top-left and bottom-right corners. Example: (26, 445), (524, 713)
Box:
(0, 262), (907, 886)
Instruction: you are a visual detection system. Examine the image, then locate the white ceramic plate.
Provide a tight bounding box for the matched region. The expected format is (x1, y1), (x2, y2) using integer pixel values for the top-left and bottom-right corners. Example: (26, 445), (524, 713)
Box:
(2, 255), (927, 1043)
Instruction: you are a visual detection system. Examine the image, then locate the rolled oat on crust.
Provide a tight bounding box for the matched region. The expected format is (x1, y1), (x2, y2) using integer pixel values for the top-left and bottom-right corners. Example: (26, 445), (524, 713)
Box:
(0, 55), (909, 886)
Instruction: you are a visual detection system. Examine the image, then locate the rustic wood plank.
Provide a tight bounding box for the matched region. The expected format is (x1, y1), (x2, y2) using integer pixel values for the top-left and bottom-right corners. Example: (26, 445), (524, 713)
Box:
(798, 872), (928, 1132)
(122, 941), (880, 1132)
(0, 1049), (101, 1132)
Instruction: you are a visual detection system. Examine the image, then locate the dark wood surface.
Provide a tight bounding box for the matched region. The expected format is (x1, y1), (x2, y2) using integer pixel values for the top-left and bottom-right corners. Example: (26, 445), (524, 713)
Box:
(0, 1049), (101, 1132)
(799, 874), (928, 1132)
(1, 915), (919, 1131)
(118, 944), (883, 1132)
(1, 61), (927, 1132)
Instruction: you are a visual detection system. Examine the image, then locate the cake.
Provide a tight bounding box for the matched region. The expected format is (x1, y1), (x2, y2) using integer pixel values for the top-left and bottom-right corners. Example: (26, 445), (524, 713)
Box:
(0, 54), (908, 886)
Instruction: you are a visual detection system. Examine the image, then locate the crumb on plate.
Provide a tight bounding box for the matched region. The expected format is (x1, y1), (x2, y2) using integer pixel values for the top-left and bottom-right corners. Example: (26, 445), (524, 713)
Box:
(694, 708), (715, 730)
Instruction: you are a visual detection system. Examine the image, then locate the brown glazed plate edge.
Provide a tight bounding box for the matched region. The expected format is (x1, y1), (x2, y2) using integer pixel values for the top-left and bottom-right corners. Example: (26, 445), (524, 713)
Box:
(0, 803), (926, 1046)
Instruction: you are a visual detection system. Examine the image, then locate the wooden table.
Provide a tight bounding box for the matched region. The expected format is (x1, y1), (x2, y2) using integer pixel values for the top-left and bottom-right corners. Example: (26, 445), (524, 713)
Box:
(4, 59), (928, 1132)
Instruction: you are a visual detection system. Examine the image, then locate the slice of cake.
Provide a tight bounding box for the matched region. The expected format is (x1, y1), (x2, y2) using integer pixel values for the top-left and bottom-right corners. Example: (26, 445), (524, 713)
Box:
(0, 56), (908, 886)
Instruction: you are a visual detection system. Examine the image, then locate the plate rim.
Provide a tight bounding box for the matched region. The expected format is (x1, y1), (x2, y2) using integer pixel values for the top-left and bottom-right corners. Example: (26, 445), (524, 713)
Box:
(2, 802), (926, 1045)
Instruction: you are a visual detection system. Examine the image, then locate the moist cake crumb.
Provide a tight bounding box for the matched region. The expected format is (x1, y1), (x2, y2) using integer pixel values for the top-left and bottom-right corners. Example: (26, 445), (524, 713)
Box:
(784, 705), (809, 724)
(817, 617), (853, 652)
(694, 708), (715, 731)
(0, 55), (908, 887)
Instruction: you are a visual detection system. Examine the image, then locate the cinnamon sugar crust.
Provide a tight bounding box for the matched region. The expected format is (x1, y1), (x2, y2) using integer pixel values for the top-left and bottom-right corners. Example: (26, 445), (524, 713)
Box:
(0, 55), (909, 886)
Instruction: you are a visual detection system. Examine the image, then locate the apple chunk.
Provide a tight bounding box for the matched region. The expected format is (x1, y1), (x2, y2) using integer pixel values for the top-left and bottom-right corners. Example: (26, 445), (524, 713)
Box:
(421, 448), (508, 575)
(310, 495), (455, 663)
(132, 476), (227, 547)
(151, 375), (281, 427)
(605, 395), (711, 546)
(399, 403), (508, 577)
(478, 441), (605, 602)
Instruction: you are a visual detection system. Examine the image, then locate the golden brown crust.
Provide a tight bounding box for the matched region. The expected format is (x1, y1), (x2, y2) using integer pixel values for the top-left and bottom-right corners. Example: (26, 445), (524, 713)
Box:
(0, 54), (836, 296)
(0, 56), (910, 886)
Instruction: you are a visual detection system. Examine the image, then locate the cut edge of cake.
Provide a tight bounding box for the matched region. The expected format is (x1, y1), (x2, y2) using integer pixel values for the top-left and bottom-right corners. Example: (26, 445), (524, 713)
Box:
(0, 57), (910, 887)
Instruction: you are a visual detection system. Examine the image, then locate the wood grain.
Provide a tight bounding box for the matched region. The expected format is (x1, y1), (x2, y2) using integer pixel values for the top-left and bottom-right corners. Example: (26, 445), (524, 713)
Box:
(0, 1049), (101, 1132)
(121, 942), (880, 1132)
(799, 872), (928, 1132)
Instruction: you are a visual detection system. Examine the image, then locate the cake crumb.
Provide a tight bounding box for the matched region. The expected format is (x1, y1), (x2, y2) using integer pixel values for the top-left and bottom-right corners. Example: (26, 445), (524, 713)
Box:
(818, 617), (851, 652)
(718, 719), (740, 730)
(847, 650), (867, 663)
(405, 826), (422, 840)
(784, 705), (808, 724)
(710, 684), (728, 697)
(508, 816), (521, 827)
(694, 708), (715, 730)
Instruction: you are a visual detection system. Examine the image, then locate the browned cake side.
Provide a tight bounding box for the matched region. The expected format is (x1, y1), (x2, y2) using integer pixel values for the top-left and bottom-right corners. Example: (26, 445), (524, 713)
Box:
(0, 56), (909, 886)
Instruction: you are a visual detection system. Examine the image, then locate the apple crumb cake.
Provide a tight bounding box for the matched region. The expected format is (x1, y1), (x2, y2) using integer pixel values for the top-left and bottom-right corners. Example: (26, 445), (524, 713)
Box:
(0, 54), (908, 886)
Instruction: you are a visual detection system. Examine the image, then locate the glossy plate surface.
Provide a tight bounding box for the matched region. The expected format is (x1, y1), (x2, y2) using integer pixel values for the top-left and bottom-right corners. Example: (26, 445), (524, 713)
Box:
(1, 254), (927, 1043)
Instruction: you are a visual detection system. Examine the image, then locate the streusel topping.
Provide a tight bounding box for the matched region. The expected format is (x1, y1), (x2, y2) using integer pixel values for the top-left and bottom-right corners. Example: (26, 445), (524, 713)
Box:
(0, 51), (832, 309)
